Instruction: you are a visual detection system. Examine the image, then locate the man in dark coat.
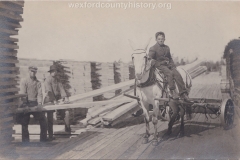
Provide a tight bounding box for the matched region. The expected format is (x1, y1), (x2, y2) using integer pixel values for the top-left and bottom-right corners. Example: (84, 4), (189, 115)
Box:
(148, 31), (190, 101)
(44, 65), (70, 140)
(19, 66), (48, 142)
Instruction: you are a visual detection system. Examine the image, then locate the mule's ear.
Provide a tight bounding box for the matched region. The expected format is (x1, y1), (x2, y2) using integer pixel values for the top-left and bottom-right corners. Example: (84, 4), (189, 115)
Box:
(143, 37), (152, 51)
(128, 39), (136, 51)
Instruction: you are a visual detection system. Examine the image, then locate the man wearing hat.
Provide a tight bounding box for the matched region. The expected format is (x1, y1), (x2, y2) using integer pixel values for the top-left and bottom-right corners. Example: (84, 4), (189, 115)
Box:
(19, 66), (48, 142)
(44, 64), (70, 140)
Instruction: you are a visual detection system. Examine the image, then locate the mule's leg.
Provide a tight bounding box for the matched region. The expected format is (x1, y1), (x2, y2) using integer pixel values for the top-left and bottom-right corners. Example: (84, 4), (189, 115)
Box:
(142, 115), (150, 144)
(178, 105), (185, 138)
(152, 100), (160, 146)
(141, 102), (150, 144)
(167, 101), (180, 135)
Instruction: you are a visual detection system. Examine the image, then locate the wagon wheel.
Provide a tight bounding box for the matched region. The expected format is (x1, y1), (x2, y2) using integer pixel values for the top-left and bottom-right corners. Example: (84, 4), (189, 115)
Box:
(220, 99), (234, 130)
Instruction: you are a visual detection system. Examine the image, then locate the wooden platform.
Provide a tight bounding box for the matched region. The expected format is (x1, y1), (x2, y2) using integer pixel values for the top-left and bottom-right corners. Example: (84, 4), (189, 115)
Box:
(13, 72), (240, 159)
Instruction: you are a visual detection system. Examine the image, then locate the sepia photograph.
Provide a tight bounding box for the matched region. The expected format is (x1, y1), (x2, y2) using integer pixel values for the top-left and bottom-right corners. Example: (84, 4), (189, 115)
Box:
(0, 0), (240, 159)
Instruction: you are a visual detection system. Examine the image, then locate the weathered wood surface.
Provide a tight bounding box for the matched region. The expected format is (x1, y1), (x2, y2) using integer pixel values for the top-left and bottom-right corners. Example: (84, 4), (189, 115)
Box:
(16, 99), (133, 113)
(14, 72), (240, 159)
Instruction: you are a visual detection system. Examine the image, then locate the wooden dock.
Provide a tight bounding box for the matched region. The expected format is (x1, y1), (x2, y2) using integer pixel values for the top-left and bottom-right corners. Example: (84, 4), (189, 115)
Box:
(13, 72), (240, 159)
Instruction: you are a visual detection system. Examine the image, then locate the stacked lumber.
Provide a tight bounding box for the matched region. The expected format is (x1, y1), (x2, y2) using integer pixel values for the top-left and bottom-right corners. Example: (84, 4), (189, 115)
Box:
(78, 90), (137, 127)
(114, 62), (131, 94)
(188, 66), (207, 79)
(59, 60), (92, 96)
(91, 62), (115, 100)
(0, 1), (24, 157)
(180, 59), (206, 79)
(57, 60), (92, 122)
(67, 79), (135, 127)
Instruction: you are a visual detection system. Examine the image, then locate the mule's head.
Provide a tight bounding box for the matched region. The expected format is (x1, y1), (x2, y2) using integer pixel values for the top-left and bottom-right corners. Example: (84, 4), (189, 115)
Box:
(129, 38), (152, 80)
(131, 51), (148, 80)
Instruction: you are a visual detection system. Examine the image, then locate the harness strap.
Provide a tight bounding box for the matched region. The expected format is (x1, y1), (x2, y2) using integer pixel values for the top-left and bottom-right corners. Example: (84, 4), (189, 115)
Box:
(137, 67), (156, 88)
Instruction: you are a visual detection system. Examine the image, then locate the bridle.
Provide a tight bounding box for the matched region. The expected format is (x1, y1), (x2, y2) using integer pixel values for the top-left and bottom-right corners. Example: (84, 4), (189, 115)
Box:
(131, 49), (153, 80)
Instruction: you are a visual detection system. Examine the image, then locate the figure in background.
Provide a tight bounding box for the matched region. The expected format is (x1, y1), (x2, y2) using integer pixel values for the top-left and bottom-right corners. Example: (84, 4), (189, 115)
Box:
(19, 66), (48, 142)
(44, 65), (70, 140)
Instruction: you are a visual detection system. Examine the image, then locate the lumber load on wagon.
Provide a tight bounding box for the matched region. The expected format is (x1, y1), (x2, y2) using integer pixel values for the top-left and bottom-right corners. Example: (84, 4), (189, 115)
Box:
(189, 66), (207, 79)
(180, 58), (207, 79)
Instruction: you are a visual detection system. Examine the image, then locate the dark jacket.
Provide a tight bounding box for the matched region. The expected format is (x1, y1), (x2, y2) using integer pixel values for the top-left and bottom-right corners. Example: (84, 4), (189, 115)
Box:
(148, 43), (175, 68)
(44, 75), (67, 101)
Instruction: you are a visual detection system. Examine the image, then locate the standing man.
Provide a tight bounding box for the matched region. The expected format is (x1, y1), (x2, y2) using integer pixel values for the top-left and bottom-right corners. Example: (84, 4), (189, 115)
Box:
(44, 65), (70, 140)
(148, 31), (190, 101)
(19, 66), (48, 142)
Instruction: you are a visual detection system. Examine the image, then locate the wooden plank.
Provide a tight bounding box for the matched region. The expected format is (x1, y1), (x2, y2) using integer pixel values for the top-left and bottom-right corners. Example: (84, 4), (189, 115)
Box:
(0, 43), (19, 49)
(126, 119), (167, 159)
(117, 122), (152, 159)
(0, 36), (18, 42)
(103, 101), (138, 121)
(77, 123), (144, 159)
(0, 87), (19, 94)
(81, 91), (134, 125)
(35, 127), (104, 159)
(0, 122), (14, 130)
(0, 11), (23, 21)
(0, 73), (17, 78)
(56, 128), (122, 159)
(0, 58), (19, 64)
(106, 120), (164, 159)
(0, 2), (23, 13)
(0, 27), (18, 35)
(0, 50), (17, 56)
(0, 94), (26, 102)
(0, 80), (18, 86)
(16, 99), (133, 113)
(190, 115), (220, 158)
(0, 116), (13, 125)
(85, 125), (140, 159)
(146, 113), (201, 159)
(110, 105), (140, 126)
(0, 67), (19, 71)
(0, 20), (21, 28)
(7, 1), (24, 7)
(202, 117), (229, 158)
(172, 114), (205, 158)
(180, 59), (204, 72)
(69, 79), (134, 102)
(0, 100), (18, 108)
(100, 124), (145, 159)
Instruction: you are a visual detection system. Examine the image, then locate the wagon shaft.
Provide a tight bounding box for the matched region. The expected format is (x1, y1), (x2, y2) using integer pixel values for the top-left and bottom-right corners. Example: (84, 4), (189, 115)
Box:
(190, 103), (220, 114)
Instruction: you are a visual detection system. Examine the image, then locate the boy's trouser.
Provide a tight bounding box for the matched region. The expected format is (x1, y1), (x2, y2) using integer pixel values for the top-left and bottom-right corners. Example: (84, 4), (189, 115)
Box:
(157, 65), (187, 95)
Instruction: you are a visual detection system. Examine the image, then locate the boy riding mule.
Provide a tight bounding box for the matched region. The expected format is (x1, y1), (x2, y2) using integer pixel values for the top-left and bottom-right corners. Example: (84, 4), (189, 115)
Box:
(148, 32), (191, 101)
(130, 32), (192, 146)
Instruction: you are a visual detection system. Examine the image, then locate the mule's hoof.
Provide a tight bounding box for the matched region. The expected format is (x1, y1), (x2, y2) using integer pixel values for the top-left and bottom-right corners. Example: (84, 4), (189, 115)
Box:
(142, 138), (148, 144)
(152, 139), (158, 146)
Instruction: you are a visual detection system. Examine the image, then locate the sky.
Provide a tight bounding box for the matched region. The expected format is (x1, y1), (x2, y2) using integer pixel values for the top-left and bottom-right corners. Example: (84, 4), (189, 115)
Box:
(17, 1), (240, 63)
